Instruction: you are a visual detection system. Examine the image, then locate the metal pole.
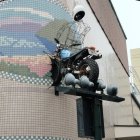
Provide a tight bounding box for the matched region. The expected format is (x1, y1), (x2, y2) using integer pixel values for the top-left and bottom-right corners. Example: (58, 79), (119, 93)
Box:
(94, 98), (102, 140)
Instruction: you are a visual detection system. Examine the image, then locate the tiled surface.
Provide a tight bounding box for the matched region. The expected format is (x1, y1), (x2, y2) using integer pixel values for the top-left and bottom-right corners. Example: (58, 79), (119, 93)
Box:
(0, 84), (78, 139)
(0, 71), (53, 86)
(0, 0), (73, 86)
(0, 0), (134, 140)
(0, 136), (71, 140)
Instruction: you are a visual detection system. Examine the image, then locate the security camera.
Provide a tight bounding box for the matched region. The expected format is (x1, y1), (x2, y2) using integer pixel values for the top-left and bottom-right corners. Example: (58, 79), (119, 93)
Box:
(73, 5), (85, 21)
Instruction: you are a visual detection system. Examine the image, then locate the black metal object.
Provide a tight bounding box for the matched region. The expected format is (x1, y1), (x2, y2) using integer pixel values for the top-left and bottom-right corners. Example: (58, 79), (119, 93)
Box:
(55, 86), (125, 102)
(0, 0), (6, 2)
(77, 97), (105, 139)
(77, 98), (93, 137)
(94, 98), (105, 140)
(55, 86), (125, 140)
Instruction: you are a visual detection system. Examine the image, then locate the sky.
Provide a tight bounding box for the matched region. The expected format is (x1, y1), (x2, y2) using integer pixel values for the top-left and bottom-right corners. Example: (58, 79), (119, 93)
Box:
(111, 0), (140, 65)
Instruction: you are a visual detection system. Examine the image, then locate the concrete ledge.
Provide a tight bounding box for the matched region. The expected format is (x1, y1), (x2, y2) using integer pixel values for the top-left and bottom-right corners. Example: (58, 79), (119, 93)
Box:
(115, 125), (140, 138)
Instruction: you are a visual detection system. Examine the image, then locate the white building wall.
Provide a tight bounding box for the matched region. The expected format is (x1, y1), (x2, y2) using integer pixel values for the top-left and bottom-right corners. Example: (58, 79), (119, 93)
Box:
(80, 0), (134, 139)
(60, 0), (135, 139)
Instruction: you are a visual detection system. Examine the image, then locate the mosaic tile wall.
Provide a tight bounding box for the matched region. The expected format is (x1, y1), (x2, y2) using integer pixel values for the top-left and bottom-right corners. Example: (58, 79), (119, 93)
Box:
(0, 0), (73, 86)
(0, 86), (78, 139)
(0, 0), (79, 140)
(0, 136), (71, 140)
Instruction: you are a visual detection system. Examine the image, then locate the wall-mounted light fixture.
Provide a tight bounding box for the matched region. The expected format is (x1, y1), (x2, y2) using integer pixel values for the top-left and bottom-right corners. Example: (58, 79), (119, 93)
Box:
(73, 0), (85, 21)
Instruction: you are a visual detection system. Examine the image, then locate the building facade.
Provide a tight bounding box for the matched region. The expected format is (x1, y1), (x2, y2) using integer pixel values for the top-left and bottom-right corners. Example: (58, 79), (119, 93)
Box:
(130, 48), (140, 91)
(0, 0), (140, 140)
(130, 48), (140, 136)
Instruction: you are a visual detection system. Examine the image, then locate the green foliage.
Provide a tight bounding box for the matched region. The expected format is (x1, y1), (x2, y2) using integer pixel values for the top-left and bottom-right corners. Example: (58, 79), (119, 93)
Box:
(0, 61), (39, 78)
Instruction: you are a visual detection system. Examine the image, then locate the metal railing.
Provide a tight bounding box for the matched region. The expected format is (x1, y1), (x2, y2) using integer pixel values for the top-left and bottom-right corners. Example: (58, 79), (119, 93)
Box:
(129, 66), (140, 109)
(129, 66), (140, 86)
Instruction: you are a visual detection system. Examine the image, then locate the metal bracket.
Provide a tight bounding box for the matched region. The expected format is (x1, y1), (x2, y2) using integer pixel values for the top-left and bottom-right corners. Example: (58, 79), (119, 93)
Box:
(55, 86), (125, 102)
